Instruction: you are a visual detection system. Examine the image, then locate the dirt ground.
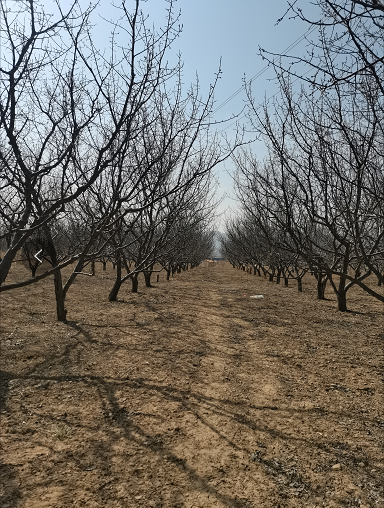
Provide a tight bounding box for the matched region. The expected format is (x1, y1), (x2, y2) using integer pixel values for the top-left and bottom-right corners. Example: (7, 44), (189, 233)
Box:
(0, 260), (383, 508)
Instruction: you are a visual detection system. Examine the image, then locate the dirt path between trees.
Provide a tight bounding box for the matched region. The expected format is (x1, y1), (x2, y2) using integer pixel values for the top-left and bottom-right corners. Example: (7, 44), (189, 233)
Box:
(0, 261), (383, 507)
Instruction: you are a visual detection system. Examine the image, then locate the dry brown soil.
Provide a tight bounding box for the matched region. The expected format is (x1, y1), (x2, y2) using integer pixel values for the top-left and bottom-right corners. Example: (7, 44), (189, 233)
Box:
(0, 261), (383, 508)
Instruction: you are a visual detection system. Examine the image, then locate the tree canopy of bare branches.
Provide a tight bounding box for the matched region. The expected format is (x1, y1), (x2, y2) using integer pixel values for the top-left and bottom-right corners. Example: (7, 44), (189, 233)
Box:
(0, 0), (242, 320)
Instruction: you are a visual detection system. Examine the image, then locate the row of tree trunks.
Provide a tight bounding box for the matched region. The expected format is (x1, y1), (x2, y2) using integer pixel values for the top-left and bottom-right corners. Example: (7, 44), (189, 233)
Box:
(233, 263), (321, 298)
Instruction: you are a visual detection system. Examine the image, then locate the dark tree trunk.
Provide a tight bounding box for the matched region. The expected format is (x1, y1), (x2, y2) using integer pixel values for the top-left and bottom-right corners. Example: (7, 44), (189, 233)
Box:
(316, 271), (327, 300)
(335, 248), (350, 312)
(54, 269), (67, 321)
(337, 290), (347, 312)
(269, 272), (274, 282)
(317, 280), (326, 299)
(337, 275), (348, 312)
(45, 227), (67, 321)
(131, 273), (139, 293)
(6, 233), (12, 249)
(144, 271), (152, 287)
(108, 279), (122, 302)
(108, 252), (122, 301)
(276, 268), (281, 284)
(297, 276), (303, 292)
(0, 207), (31, 286)
(284, 277), (289, 287)
(102, 260), (107, 270)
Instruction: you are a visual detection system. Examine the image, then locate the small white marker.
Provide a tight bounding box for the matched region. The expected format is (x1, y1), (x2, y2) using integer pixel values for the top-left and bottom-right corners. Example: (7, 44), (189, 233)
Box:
(34, 249), (43, 263)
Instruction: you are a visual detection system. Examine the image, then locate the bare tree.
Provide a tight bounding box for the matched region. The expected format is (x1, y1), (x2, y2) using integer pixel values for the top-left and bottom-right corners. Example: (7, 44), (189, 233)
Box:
(263, 0), (384, 93)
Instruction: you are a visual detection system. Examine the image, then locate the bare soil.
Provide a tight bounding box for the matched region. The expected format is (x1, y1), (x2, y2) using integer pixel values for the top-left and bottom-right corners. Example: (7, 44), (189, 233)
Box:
(0, 261), (383, 508)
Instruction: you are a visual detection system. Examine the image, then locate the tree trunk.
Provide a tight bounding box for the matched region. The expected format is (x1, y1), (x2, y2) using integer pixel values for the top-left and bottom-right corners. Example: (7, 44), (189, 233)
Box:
(336, 247), (350, 312)
(44, 227), (67, 321)
(316, 271), (327, 300)
(6, 233), (12, 249)
(144, 271), (152, 287)
(102, 260), (107, 270)
(108, 252), (122, 301)
(0, 206), (32, 285)
(108, 280), (122, 302)
(276, 268), (281, 284)
(269, 272), (274, 282)
(54, 269), (67, 321)
(131, 273), (139, 293)
(297, 276), (303, 292)
(317, 280), (326, 299)
(284, 277), (289, 287)
(337, 289), (347, 312)
(337, 275), (348, 312)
